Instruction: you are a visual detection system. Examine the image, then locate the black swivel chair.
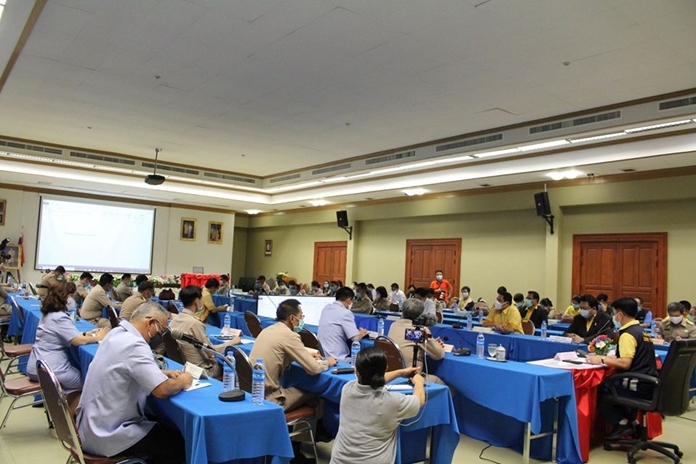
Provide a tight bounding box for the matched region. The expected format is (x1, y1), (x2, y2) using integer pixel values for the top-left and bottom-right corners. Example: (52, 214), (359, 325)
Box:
(603, 339), (696, 464)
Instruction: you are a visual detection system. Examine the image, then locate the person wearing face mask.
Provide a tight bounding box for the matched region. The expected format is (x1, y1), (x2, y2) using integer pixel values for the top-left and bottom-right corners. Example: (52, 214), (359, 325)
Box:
(633, 296), (653, 328)
(318, 287), (369, 362)
(274, 277), (291, 295)
(429, 270), (452, 302)
(307, 280), (324, 296)
(169, 285), (241, 379)
(512, 293), (525, 313)
(114, 273), (134, 302)
(482, 291), (523, 334)
(326, 281), (338, 297)
(195, 278), (229, 322)
(120, 281), (156, 321)
(561, 295), (582, 321)
(563, 294), (614, 343)
(657, 302), (696, 343)
(250, 299), (338, 412)
(73, 271), (93, 307)
(251, 275), (272, 295)
(522, 291), (549, 331)
(587, 298), (657, 440)
(350, 282), (375, 314)
(456, 286), (474, 311)
(406, 284), (417, 299)
(389, 283), (406, 309)
(76, 302), (193, 462)
(80, 272), (118, 328)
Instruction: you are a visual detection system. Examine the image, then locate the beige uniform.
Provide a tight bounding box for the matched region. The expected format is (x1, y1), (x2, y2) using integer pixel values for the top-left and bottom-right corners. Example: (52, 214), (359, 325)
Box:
(170, 310), (231, 378)
(79, 285), (111, 328)
(249, 322), (329, 411)
(659, 318), (696, 343)
(350, 296), (374, 314)
(114, 282), (132, 302)
(388, 318), (446, 384)
(74, 282), (90, 302)
(37, 271), (61, 297)
(120, 294), (147, 321)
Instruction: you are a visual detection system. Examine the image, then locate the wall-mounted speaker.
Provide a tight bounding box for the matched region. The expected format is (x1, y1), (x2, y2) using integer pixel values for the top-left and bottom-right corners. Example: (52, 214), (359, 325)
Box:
(534, 192), (551, 217)
(336, 210), (349, 227)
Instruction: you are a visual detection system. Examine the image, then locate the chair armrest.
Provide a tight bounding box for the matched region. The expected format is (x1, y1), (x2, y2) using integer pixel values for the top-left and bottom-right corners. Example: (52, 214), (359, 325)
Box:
(604, 372), (660, 410)
(605, 372), (659, 386)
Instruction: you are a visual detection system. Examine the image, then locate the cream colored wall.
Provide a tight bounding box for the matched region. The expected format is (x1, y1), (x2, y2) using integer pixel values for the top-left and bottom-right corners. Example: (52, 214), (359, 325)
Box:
(231, 226), (248, 283)
(0, 188), (236, 282)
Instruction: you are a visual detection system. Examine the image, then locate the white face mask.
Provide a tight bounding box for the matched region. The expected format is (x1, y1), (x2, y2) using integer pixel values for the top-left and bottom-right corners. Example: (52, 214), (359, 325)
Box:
(435, 275), (443, 281)
(670, 316), (684, 325)
(461, 292), (469, 298)
(579, 309), (591, 319)
(494, 300), (503, 310)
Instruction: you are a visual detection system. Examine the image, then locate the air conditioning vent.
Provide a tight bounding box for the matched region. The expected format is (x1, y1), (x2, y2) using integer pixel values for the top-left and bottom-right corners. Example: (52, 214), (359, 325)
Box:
(141, 161), (198, 175)
(312, 163), (351, 176)
(203, 171), (257, 184)
(71, 151), (136, 166)
(0, 140), (63, 156)
(529, 111), (621, 134)
(436, 134), (503, 152)
(269, 173), (302, 184)
(365, 150), (416, 165)
(659, 96), (696, 111)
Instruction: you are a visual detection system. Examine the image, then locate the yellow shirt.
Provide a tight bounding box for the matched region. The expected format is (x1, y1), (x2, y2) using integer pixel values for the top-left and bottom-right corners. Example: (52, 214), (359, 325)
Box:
(483, 306), (523, 334)
(585, 315), (596, 332)
(618, 320), (640, 359)
(564, 305), (580, 318)
(195, 287), (215, 322)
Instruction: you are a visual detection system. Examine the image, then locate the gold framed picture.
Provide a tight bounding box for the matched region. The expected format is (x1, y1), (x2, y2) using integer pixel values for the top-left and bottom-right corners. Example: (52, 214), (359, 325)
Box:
(208, 221), (223, 244)
(2, 243), (21, 270)
(264, 240), (273, 256)
(181, 218), (197, 241)
(0, 199), (6, 226)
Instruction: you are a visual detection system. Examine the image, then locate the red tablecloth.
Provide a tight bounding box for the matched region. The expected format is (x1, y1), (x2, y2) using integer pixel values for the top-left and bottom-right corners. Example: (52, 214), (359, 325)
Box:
(180, 273), (219, 288)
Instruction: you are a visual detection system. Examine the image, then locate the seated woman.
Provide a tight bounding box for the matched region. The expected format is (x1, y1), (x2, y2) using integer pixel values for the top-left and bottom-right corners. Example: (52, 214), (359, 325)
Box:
(27, 282), (108, 395)
(330, 347), (424, 464)
(373, 286), (391, 311)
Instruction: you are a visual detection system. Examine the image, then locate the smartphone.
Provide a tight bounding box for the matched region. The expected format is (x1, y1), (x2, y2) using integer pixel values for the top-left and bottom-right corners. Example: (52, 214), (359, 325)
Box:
(332, 367), (355, 374)
(405, 328), (425, 343)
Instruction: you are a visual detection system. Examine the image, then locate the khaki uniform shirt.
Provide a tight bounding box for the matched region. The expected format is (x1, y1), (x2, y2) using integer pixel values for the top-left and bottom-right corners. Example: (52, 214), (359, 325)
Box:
(74, 282), (90, 301)
(80, 285), (112, 321)
(38, 271), (62, 296)
(114, 282), (133, 302)
(120, 294), (147, 321)
(659, 318), (696, 343)
(350, 296), (374, 314)
(249, 322), (329, 402)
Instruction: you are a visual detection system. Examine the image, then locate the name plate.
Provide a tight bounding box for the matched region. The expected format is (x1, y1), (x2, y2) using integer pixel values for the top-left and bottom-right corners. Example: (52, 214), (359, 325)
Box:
(549, 335), (574, 344)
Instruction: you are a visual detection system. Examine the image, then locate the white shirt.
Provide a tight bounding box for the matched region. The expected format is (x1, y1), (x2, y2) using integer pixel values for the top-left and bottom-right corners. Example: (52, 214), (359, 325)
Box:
(389, 290), (406, 306)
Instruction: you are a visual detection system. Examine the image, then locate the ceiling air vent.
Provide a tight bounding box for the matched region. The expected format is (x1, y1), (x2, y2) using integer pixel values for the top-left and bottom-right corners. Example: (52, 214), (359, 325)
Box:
(312, 163), (351, 176)
(0, 140), (63, 156)
(141, 162), (198, 175)
(436, 134), (503, 152)
(529, 111), (621, 134)
(71, 151), (136, 166)
(365, 150), (416, 165)
(269, 173), (301, 184)
(658, 96), (696, 111)
(203, 171), (257, 184)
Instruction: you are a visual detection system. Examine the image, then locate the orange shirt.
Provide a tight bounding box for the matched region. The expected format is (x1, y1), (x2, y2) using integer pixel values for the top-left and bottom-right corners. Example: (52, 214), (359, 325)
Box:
(429, 279), (453, 301)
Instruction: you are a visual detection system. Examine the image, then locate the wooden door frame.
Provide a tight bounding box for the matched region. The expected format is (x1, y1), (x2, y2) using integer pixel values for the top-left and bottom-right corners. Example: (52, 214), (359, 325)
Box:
(404, 238), (461, 290)
(313, 241), (347, 283)
(572, 233), (667, 313)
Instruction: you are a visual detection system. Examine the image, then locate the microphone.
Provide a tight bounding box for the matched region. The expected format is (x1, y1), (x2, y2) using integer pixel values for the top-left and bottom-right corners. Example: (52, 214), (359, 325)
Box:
(169, 329), (215, 351)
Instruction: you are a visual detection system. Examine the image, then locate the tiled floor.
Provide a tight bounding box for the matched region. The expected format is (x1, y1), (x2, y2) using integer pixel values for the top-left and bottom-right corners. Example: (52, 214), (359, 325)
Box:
(3, 352), (696, 463)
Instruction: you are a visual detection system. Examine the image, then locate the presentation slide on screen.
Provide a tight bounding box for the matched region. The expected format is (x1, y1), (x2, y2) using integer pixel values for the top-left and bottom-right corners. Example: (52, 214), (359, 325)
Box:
(36, 197), (155, 273)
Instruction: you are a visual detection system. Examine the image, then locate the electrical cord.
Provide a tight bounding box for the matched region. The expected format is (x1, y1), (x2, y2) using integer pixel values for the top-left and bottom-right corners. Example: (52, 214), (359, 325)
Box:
(478, 444), (502, 464)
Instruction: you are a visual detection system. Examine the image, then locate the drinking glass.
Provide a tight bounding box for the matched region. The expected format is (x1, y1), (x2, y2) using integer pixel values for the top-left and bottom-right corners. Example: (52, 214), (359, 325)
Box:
(487, 343), (498, 358)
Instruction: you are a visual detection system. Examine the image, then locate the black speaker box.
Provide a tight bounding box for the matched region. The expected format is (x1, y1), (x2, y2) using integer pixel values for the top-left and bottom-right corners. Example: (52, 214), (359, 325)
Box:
(336, 210), (349, 227)
(534, 192), (551, 217)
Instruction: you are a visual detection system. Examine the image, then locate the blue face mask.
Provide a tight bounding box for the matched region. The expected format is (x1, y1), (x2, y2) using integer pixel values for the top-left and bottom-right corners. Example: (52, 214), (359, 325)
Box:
(254, 283), (261, 290)
(323, 283), (329, 289)
(613, 315), (621, 329)
(329, 286), (335, 292)
(290, 287), (297, 296)
(524, 299), (532, 308)
(293, 316), (305, 333)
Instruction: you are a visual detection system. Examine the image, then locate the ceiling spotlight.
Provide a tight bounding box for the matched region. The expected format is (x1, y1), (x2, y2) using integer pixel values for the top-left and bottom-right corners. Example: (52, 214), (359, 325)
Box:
(309, 199), (329, 207)
(548, 172), (565, 181)
(144, 148), (165, 185)
(403, 188), (428, 196)
(246, 209), (261, 215)
(548, 169), (583, 181)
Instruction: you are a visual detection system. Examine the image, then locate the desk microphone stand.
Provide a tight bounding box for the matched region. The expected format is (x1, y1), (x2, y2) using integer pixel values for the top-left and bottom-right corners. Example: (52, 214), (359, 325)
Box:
(197, 344), (245, 402)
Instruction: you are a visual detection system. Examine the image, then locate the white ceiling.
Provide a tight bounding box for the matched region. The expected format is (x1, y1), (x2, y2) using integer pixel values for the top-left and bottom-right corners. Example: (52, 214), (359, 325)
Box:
(1, 0), (696, 211)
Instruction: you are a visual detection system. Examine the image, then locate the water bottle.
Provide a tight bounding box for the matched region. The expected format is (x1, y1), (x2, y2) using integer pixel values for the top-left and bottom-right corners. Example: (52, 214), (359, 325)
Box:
(476, 333), (485, 359)
(222, 355), (236, 392)
(377, 318), (385, 336)
(230, 285), (235, 297)
(478, 309), (483, 324)
(251, 358), (266, 405)
(541, 320), (548, 339)
(467, 312), (473, 331)
(650, 320), (657, 338)
(21, 282), (28, 298)
(222, 313), (231, 335)
(351, 339), (361, 365)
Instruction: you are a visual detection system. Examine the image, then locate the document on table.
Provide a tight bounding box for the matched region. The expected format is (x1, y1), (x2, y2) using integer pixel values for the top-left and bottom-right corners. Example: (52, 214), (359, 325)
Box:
(528, 353), (603, 370)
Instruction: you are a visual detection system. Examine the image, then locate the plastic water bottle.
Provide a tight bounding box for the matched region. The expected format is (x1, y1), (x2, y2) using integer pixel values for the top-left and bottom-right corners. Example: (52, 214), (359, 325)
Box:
(467, 312), (473, 331)
(230, 285), (235, 297)
(251, 358), (266, 405)
(377, 318), (385, 336)
(222, 355), (236, 392)
(541, 320), (548, 339)
(476, 333), (485, 359)
(222, 313), (231, 335)
(650, 320), (657, 338)
(478, 309), (483, 324)
(351, 339), (361, 365)
(21, 282), (28, 298)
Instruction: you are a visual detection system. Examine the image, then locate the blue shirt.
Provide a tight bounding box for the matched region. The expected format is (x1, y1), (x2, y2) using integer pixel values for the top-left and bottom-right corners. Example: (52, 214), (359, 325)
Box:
(318, 300), (360, 362)
(76, 320), (168, 457)
(27, 311), (82, 392)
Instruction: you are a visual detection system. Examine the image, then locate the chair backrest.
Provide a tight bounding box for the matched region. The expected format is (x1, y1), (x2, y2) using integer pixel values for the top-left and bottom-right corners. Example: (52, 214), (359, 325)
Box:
(106, 305), (120, 329)
(436, 311), (443, 323)
(166, 302), (179, 315)
(244, 311), (263, 338)
(28, 282), (38, 296)
(298, 329), (324, 356)
(658, 338), (696, 416)
(374, 335), (406, 371)
(521, 320), (535, 335)
(35, 359), (86, 464)
(7, 296), (25, 325)
(225, 345), (253, 393)
(162, 331), (187, 365)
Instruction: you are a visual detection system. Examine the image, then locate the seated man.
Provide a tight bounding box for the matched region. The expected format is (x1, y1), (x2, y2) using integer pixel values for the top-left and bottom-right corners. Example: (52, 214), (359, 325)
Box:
(387, 299), (445, 384)
(522, 291), (549, 330)
(634, 296), (653, 328)
(73, 272), (93, 307)
(251, 275), (272, 295)
(389, 283), (406, 308)
(564, 294), (614, 343)
(561, 295), (582, 321)
(217, 274), (230, 295)
(473, 286), (508, 318)
(249, 298), (337, 412)
(37, 265), (66, 297)
(195, 277), (229, 322)
(587, 297), (658, 439)
(482, 291), (523, 334)
(120, 280), (156, 321)
(412, 287), (437, 325)
(350, 283), (374, 315)
(318, 287), (368, 362)
(658, 302), (696, 342)
(113, 273), (133, 302)
(76, 302), (193, 462)
(170, 285), (241, 378)
(80, 273), (116, 328)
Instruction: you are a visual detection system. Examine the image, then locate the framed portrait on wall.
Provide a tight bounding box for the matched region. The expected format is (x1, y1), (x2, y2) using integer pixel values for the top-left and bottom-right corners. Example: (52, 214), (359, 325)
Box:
(181, 218), (196, 241)
(208, 221), (223, 244)
(2, 243), (21, 270)
(264, 240), (272, 256)
(0, 199), (5, 226)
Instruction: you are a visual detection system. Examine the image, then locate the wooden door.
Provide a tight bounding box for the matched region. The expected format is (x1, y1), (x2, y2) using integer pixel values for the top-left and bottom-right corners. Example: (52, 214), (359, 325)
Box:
(313, 241), (347, 284)
(405, 239), (461, 292)
(572, 233), (667, 317)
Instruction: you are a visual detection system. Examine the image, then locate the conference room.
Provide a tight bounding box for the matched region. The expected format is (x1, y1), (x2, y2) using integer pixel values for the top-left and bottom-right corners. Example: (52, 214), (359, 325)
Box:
(2, 1), (696, 463)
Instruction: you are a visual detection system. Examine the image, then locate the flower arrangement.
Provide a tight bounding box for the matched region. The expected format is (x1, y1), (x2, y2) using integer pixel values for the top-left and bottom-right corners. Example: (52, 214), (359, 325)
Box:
(589, 334), (614, 356)
(65, 273), (180, 287)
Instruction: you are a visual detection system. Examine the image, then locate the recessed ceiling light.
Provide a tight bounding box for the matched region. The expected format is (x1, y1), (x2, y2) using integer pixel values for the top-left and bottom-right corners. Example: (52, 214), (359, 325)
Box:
(403, 188), (428, 196)
(309, 199), (329, 207)
(246, 209), (261, 215)
(518, 140), (570, 152)
(547, 169), (583, 180)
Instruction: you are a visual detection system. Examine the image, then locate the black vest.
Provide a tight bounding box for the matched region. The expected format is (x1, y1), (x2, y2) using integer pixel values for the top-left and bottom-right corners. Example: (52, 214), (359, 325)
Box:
(616, 322), (657, 377)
